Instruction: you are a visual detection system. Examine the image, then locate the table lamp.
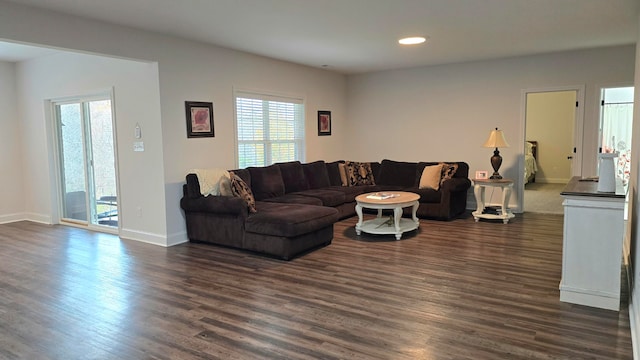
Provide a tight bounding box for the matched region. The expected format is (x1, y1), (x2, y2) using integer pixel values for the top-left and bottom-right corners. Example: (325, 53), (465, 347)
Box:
(483, 128), (509, 179)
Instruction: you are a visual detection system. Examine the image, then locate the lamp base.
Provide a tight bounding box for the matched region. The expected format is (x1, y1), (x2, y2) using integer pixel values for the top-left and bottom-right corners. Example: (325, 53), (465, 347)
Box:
(490, 148), (503, 180)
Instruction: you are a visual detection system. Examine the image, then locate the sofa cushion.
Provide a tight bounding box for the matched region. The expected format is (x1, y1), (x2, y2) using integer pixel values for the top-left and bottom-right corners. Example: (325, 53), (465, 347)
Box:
(248, 164), (285, 200)
(345, 161), (376, 186)
(302, 160), (331, 189)
(230, 171), (257, 213)
(326, 185), (370, 202)
(277, 161), (310, 193)
(405, 187), (441, 204)
(293, 189), (346, 207)
(262, 194), (323, 206)
(325, 161), (344, 187)
(377, 159), (418, 187)
(419, 164), (444, 190)
(229, 168), (251, 187)
(370, 162), (381, 181)
(246, 202), (339, 237)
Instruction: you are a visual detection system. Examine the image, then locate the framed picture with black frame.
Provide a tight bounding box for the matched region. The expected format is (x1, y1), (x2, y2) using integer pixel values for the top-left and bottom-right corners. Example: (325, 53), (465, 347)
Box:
(318, 110), (331, 136)
(185, 101), (214, 138)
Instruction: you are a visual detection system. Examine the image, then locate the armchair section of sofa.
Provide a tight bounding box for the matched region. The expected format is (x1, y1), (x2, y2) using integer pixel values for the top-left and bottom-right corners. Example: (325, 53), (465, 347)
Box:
(370, 159), (471, 220)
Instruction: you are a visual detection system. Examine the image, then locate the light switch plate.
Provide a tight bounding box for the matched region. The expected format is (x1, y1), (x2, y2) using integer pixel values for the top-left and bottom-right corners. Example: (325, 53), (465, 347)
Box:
(134, 141), (144, 152)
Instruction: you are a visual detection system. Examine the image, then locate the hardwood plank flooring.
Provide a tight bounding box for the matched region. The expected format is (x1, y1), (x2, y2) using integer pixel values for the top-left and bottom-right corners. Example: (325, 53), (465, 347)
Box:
(0, 213), (632, 359)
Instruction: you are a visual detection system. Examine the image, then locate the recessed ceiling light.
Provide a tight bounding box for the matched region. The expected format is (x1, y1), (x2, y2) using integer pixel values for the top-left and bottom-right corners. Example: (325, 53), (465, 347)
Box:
(398, 36), (427, 45)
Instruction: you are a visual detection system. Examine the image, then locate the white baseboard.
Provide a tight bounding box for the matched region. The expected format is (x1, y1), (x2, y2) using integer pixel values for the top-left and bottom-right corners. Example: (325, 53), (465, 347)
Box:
(0, 212), (27, 224)
(623, 243), (639, 360)
(167, 231), (189, 247)
(0, 212), (52, 225)
(630, 293), (639, 360)
(119, 227), (169, 247)
(534, 177), (571, 184)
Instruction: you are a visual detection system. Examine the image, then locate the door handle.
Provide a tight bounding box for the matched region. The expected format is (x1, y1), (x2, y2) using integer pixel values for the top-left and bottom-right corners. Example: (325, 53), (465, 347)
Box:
(567, 156), (573, 160)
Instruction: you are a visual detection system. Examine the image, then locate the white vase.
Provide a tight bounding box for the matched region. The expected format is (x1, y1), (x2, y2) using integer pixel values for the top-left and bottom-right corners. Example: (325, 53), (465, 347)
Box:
(597, 153), (618, 193)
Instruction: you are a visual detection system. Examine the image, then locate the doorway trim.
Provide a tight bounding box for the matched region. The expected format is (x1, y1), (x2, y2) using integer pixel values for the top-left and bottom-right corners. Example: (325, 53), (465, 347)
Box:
(46, 88), (121, 235)
(518, 85), (585, 213)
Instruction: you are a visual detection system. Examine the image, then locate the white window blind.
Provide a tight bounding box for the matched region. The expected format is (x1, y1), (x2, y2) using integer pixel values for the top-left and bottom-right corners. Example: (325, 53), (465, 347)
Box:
(235, 91), (305, 168)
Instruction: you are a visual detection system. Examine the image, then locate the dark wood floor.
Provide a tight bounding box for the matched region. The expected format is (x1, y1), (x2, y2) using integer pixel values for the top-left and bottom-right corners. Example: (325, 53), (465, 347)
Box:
(0, 213), (632, 359)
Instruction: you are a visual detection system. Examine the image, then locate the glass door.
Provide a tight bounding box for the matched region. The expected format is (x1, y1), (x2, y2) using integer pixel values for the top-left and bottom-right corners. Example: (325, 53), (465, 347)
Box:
(599, 87), (634, 186)
(55, 96), (118, 229)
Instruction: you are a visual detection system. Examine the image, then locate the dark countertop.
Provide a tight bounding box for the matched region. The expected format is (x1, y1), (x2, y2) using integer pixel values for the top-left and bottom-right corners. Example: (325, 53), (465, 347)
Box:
(560, 176), (626, 198)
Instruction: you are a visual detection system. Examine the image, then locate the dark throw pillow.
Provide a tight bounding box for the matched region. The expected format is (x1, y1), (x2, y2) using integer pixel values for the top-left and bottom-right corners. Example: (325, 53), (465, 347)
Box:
(439, 163), (459, 185)
(230, 171), (257, 213)
(344, 161), (376, 186)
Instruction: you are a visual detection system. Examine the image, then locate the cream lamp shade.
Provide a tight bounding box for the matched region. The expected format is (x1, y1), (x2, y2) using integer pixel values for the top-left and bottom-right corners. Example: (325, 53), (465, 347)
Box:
(483, 128), (509, 179)
(483, 128), (510, 148)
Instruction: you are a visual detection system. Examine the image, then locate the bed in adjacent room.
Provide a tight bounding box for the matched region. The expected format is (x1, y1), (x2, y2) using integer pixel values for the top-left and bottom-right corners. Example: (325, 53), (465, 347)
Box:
(525, 140), (538, 184)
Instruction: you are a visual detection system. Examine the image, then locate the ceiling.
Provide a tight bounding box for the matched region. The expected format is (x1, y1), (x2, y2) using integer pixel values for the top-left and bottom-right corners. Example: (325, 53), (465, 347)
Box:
(1, 0), (638, 74)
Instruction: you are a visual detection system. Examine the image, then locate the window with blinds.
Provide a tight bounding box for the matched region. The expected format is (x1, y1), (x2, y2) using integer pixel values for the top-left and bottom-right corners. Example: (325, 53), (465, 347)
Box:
(235, 91), (305, 168)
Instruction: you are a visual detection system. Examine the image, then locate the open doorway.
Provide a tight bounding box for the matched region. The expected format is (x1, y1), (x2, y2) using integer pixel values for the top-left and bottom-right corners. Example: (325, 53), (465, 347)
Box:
(53, 94), (119, 231)
(522, 88), (582, 214)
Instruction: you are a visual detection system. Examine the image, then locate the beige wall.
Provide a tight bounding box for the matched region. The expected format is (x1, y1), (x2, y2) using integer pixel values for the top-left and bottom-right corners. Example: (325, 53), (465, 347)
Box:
(525, 91), (576, 184)
(346, 46), (636, 210)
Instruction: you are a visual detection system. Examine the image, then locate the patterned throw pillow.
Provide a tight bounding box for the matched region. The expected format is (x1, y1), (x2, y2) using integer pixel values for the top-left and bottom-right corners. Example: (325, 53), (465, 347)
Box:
(229, 171), (257, 213)
(439, 163), (459, 185)
(345, 161), (376, 186)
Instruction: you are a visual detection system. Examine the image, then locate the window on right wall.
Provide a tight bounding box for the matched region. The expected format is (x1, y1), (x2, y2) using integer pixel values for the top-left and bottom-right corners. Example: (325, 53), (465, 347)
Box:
(234, 90), (305, 168)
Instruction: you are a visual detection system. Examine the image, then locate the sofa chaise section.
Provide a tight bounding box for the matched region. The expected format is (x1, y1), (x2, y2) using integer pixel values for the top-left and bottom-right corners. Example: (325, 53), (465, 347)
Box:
(181, 173), (339, 260)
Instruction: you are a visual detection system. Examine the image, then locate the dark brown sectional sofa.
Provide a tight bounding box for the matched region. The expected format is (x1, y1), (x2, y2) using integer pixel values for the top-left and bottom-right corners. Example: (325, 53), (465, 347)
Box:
(180, 159), (471, 260)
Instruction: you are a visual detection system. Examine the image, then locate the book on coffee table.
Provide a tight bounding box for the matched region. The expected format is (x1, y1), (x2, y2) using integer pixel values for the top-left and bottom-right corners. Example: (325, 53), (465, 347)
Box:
(366, 192), (398, 200)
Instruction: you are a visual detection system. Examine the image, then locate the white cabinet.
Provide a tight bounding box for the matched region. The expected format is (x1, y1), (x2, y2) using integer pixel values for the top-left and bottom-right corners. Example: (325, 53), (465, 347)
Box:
(560, 177), (625, 311)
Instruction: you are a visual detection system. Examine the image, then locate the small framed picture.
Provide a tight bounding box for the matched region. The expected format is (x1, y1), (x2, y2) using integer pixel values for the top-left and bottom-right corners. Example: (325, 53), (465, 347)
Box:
(185, 101), (214, 138)
(475, 170), (489, 180)
(318, 110), (331, 136)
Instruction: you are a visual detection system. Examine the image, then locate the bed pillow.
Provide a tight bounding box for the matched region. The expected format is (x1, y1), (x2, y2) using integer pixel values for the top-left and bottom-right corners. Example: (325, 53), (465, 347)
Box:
(229, 171), (257, 213)
(419, 164), (444, 190)
(526, 141), (535, 155)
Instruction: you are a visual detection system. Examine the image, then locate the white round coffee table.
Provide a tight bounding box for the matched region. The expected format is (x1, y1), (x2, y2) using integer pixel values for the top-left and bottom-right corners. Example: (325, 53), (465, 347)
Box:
(355, 191), (420, 240)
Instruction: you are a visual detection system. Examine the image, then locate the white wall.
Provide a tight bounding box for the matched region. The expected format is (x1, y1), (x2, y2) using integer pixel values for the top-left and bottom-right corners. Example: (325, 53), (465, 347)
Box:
(346, 46), (636, 209)
(15, 52), (166, 243)
(156, 41), (347, 243)
(0, 61), (24, 223)
(0, 1), (347, 245)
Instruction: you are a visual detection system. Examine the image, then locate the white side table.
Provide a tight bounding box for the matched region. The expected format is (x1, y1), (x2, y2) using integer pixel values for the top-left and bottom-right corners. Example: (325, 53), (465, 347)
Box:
(472, 178), (515, 224)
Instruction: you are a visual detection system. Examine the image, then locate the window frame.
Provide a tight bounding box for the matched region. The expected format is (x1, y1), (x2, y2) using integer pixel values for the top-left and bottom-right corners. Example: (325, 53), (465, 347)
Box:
(233, 89), (306, 168)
